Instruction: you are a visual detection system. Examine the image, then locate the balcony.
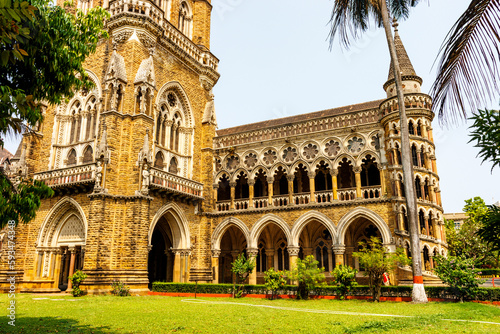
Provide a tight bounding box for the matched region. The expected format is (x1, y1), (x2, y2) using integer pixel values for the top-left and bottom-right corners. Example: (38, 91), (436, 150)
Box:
(149, 167), (203, 201)
(34, 163), (96, 192)
(108, 0), (219, 72)
(214, 186), (383, 213)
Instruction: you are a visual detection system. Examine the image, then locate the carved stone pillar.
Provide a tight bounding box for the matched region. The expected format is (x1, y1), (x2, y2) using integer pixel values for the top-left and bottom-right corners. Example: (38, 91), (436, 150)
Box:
(287, 246), (300, 269)
(265, 249), (275, 270)
(330, 169), (338, 200)
(429, 184), (436, 204)
(247, 248), (259, 285)
(213, 184), (219, 205)
(287, 175), (294, 205)
(424, 215), (430, 236)
(416, 149), (422, 167)
(211, 249), (221, 284)
(248, 179), (255, 208)
(308, 171), (316, 203)
(378, 164), (386, 196)
(353, 166), (362, 198)
(267, 176), (274, 206)
(398, 209), (405, 231)
(332, 245), (345, 266)
(67, 247), (77, 290)
(229, 181), (236, 210)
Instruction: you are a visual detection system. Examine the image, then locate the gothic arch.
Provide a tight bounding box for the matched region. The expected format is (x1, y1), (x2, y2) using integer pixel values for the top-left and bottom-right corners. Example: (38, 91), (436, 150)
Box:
(291, 211), (337, 246)
(149, 203), (191, 249)
(249, 214), (292, 248)
(336, 207), (392, 247)
(155, 81), (193, 127)
(37, 197), (88, 247)
(211, 217), (250, 250)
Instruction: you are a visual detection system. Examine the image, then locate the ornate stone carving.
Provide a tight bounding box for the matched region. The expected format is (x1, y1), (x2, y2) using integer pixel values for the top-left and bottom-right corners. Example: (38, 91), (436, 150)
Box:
(282, 146), (298, 163)
(263, 149), (277, 166)
(226, 155), (240, 171)
(324, 140), (340, 157)
(302, 143), (318, 160)
(112, 30), (133, 44)
(287, 246), (300, 256)
(347, 136), (365, 154)
(244, 153), (258, 169)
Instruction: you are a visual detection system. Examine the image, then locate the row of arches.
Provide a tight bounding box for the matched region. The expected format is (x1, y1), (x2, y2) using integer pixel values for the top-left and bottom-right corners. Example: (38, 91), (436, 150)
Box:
(66, 146), (94, 166)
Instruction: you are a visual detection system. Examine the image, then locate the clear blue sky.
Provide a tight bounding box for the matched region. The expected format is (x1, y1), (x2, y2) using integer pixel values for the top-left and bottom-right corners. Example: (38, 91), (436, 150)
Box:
(4, 0), (498, 212)
(209, 0), (500, 213)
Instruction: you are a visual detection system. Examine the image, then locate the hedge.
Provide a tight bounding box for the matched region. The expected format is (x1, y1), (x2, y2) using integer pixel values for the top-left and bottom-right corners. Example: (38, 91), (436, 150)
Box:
(478, 268), (500, 276)
(151, 282), (500, 301)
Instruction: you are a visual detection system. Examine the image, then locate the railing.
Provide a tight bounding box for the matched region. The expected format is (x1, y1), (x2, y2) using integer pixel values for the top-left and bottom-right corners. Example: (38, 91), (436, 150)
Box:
(34, 164), (95, 187)
(362, 186), (381, 199)
(273, 195), (289, 207)
(253, 197), (268, 209)
(234, 199), (249, 210)
(217, 200), (230, 212)
(150, 167), (203, 198)
(293, 193), (309, 205)
(108, 0), (219, 71)
(316, 191), (333, 204)
(338, 188), (356, 201)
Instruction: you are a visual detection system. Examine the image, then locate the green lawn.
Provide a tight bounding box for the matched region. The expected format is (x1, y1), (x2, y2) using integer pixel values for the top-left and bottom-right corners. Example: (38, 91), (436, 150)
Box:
(1, 294), (500, 333)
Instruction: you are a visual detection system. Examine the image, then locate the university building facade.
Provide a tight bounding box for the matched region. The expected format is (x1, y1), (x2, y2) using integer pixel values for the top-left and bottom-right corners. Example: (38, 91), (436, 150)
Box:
(1, 0), (446, 293)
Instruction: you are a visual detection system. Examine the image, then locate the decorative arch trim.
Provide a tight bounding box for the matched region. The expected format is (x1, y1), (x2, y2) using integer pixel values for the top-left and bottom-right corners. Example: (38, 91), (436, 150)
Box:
(149, 202), (191, 249)
(211, 217), (250, 250)
(291, 210), (337, 246)
(155, 81), (193, 127)
(335, 207), (392, 246)
(249, 214), (293, 248)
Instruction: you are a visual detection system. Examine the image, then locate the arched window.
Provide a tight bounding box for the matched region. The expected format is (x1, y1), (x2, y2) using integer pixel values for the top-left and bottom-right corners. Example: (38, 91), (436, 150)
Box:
(408, 120), (415, 135)
(235, 171), (249, 199)
(253, 169), (267, 198)
(419, 210), (426, 234)
(419, 147), (426, 168)
(169, 157), (178, 174)
(411, 144), (418, 167)
(315, 240), (329, 272)
(67, 149), (77, 166)
(417, 121), (423, 136)
(69, 101), (82, 144)
(293, 164), (309, 194)
(314, 161), (332, 192)
(338, 158), (355, 189)
(402, 207), (409, 231)
(82, 146), (93, 164)
(277, 241), (289, 271)
(395, 143), (402, 165)
(178, 2), (191, 37)
(217, 174), (230, 201)
(85, 96), (97, 140)
(398, 175), (405, 197)
(415, 177), (422, 199)
(154, 151), (164, 169)
(360, 155), (380, 186)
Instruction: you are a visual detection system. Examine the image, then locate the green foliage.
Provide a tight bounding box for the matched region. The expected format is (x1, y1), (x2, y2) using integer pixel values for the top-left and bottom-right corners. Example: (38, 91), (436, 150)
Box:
(331, 265), (358, 300)
(353, 237), (409, 302)
(0, 174), (53, 228)
(287, 255), (326, 300)
(463, 197), (490, 224)
(469, 109), (500, 171)
(68, 270), (87, 297)
(263, 268), (287, 300)
(478, 268), (500, 276)
(110, 280), (131, 296)
(231, 253), (255, 298)
(477, 205), (500, 254)
(433, 255), (484, 302)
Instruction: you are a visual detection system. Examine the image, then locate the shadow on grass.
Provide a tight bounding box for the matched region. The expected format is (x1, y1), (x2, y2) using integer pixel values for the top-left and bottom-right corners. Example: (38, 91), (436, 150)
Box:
(0, 317), (113, 333)
(341, 315), (440, 333)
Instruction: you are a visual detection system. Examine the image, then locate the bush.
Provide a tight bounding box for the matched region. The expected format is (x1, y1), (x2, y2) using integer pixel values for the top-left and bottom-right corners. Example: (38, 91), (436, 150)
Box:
(287, 255), (326, 300)
(111, 280), (131, 296)
(264, 268), (287, 300)
(331, 265), (358, 300)
(68, 270), (87, 297)
(434, 255), (485, 302)
(231, 253), (256, 298)
(478, 268), (500, 276)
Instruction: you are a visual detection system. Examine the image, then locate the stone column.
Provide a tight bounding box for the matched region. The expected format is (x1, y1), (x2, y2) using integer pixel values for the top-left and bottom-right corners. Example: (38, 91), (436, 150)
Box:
(429, 184), (436, 204)
(67, 247), (77, 290)
(211, 249), (221, 283)
(266, 249), (275, 270)
(378, 164), (386, 196)
(395, 175), (402, 197)
(248, 179), (255, 208)
(354, 166), (362, 199)
(432, 217), (440, 240)
(436, 188), (442, 206)
(267, 176), (274, 206)
(287, 175), (294, 205)
(173, 250), (182, 282)
(424, 215), (430, 236)
(431, 155), (437, 173)
(308, 171), (316, 203)
(229, 181), (236, 210)
(392, 148), (399, 165)
(428, 126), (434, 142)
(332, 245), (345, 266)
(213, 184), (219, 206)
(330, 169), (338, 200)
(287, 246), (300, 269)
(416, 149), (422, 167)
(421, 122), (428, 139)
(420, 182), (426, 201)
(327, 247), (333, 271)
(247, 248), (259, 285)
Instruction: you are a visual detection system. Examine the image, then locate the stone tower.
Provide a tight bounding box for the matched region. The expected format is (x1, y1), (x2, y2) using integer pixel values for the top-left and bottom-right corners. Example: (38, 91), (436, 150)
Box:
(2, 0), (219, 293)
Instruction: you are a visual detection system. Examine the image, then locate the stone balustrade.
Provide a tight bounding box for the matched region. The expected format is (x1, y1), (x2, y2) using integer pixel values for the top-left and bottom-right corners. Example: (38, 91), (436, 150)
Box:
(362, 186), (382, 199)
(150, 167), (203, 198)
(337, 188), (356, 201)
(293, 193), (310, 205)
(34, 164), (95, 188)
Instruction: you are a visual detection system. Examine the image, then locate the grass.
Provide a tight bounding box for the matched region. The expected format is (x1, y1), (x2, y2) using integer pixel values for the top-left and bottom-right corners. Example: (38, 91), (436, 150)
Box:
(1, 294), (500, 333)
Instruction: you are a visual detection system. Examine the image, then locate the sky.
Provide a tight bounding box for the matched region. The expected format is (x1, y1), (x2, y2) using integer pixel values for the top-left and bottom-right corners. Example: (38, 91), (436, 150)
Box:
(208, 0), (500, 213)
(4, 0), (498, 213)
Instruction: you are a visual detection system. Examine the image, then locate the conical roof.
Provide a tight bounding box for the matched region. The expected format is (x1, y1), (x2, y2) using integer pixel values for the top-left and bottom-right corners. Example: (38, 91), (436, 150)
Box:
(387, 28), (417, 81)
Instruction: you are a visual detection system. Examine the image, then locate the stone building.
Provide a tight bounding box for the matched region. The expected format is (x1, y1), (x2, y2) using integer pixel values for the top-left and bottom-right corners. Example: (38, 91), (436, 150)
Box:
(0, 0), (446, 293)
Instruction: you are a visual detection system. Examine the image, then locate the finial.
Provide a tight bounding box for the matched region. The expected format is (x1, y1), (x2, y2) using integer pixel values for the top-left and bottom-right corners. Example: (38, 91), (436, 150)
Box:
(112, 41), (117, 51)
(149, 47), (155, 57)
(392, 18), (399, 32)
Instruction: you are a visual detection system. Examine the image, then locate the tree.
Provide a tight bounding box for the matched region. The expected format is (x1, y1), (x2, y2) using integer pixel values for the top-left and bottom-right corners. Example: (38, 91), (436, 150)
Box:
(433, 255), (484, 302)
(287, 255), (326, 300)
(477, 204), (500, 266)
(430, 0), (500, 122)
(469, 108), (500, 171)
(230, 253), (255, 298)
(331, 265), (358, 300)
(329, 0), (428, 303)
(0, 0), (109, 228)
(353, 237), (409, 302)
(263, 268), (287, 300)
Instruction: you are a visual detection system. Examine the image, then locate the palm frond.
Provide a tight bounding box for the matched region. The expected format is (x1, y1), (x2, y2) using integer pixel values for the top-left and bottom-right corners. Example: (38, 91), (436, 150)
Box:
(430, 0), (500, 124)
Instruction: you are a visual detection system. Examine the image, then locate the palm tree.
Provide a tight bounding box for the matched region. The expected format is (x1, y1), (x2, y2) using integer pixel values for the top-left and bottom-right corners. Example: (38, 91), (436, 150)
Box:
(329, 0), (428, 303)
(431, 0), (500, 122)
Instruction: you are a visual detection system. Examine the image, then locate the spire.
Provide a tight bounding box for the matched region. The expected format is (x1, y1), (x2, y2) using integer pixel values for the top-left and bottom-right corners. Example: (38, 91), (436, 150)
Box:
(383, 20), (422, 97)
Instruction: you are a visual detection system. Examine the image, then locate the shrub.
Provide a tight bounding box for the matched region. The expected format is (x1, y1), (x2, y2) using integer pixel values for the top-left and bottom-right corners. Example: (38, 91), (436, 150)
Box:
(353, 237), (409, 302)
(264, 268), (287, 300)
(287, 255), (326, 300)
(434, 255), (485, 302)
(231, 253), (256, 298)
(68, 270), (87, 297)
(331, 265), (358, 300)
(478, 268), (500, 276)
(111, 280), (131, 296)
